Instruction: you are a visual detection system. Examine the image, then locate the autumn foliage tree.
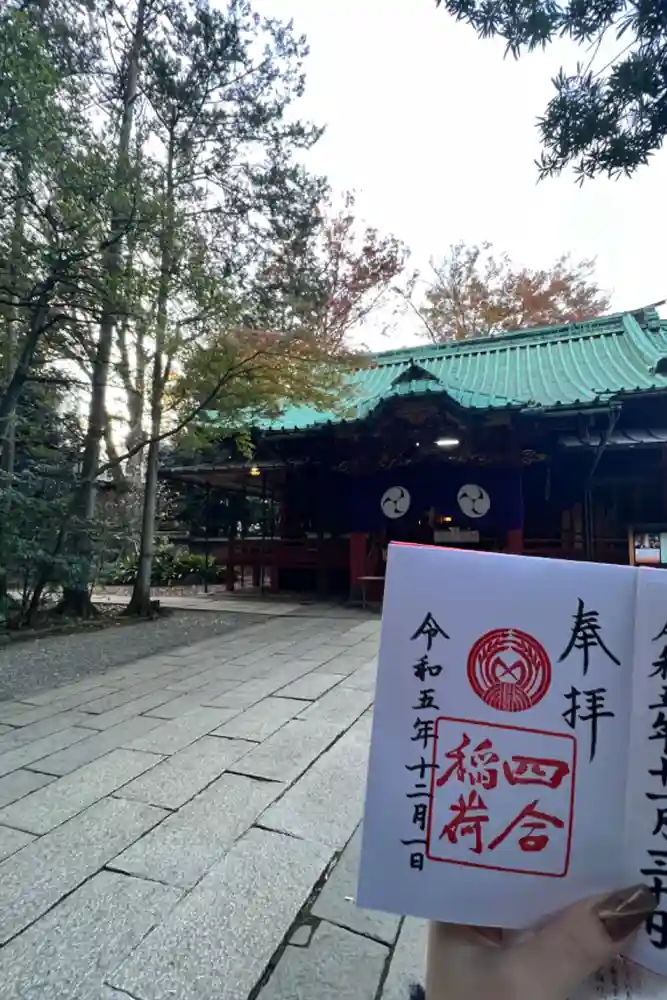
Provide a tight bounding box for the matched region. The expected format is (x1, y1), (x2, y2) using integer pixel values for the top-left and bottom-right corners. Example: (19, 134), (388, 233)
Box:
(410, 242), (609, 342)
(172, 194), (409, 443)
(251, 192), (408, 350)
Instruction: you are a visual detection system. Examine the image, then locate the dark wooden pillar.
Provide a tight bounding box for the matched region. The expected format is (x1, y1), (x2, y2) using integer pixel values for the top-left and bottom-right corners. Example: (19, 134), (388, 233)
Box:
(349, 532), (369, 600)
(315, 466), (328, 598)
(269, 557), (279, 593)
(505, 445), (525, 555)
(226, 535), (235, 591)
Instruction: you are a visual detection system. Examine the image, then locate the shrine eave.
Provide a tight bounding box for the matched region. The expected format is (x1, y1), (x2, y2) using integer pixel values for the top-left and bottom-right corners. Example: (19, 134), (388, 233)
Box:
(249, 308), (667, 436)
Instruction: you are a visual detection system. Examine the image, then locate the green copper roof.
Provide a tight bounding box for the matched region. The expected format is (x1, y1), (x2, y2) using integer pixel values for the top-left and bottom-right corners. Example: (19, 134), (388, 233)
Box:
(261, 309), (667, 433)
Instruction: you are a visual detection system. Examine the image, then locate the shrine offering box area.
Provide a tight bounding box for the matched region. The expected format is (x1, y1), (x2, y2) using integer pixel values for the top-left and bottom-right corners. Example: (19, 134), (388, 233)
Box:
(357, 543), (667, 977)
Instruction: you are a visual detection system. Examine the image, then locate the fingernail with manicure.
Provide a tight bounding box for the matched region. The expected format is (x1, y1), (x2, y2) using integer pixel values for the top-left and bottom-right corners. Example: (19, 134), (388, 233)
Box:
(595, 884), (657, 942)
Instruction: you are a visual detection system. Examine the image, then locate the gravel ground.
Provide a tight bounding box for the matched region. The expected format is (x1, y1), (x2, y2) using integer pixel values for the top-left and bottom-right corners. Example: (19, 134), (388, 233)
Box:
(0, 610), (267, 703)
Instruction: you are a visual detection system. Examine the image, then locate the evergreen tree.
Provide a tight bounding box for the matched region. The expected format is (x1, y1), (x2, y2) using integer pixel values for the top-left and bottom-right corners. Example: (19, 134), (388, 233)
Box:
(435, 0), (667, 179)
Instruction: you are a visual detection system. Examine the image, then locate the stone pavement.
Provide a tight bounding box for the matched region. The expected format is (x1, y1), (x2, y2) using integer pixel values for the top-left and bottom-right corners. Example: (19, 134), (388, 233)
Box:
(0, 613), (426, 1000)
(92, 590), (305, 616)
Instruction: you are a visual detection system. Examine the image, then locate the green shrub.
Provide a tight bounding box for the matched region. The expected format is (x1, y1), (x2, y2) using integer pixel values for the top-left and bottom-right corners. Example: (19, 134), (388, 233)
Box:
(103, 545), (221, 586)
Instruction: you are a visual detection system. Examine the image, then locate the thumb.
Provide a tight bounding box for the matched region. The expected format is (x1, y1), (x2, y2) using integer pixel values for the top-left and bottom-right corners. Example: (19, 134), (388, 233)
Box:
(501, 885), (656, 999)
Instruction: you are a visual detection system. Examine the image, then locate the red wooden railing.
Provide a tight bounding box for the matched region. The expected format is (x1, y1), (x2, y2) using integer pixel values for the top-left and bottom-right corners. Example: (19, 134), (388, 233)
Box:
(193, 534), (630, 593)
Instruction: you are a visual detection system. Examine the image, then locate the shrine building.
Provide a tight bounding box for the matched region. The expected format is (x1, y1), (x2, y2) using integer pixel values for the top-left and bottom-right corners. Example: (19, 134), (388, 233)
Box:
(160, 307), (667, 601)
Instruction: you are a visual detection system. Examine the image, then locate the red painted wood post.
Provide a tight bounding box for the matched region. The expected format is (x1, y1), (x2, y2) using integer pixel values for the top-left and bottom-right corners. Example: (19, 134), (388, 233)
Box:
(506, 526), (524, 554)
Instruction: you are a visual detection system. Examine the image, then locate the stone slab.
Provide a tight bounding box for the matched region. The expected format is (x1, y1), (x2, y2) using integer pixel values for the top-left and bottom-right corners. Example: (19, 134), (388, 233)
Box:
(0, 727), (94, 778)
(141, 692), (215, 719)
(117, 736), (252, 810)
(312, 826), (400, 944)
(345, 621), (380, 637)
(204, 676), (287, 710)
(0, 702), (69, 726)
(326, 630), (367, 646)
(15, 686), (121, 716)
(50, 685), (122, 709)
(111, 665), (184, 689)
(211, 696), (305, 743)
(380, 918), (427, 1000)
(112, 771), (282, 887)
(0, 711), (96, 750)
(291, 644), (348, 664)
(0, 724), (12, 736)
(225, 647), (277, 667)
(163, 666), (226, 692)
(261, 715), (371, 848)
(0, 769), (54, 808)
(108, 826), (334, 1000)
(0, 748), (162, 834)
(193, 678), (243, 700)
(79, 685), (165, 715)
(125, 707), (235, 755)
(144, 682), (239, 719)
(0, 824), (35, 862)
(22, 676), (122, 707)
(28, 715), (163, 776)
(0, 870), (181, 1000)
(298, 685), (374, 730)
(313, 659), (360, 677)
(343, 662), (378, 693)
(81, 690), (182, 731)
(258, 920), (388, 1000)
(231, 719), (340, 783)
(276, 672), (343, 701)
(0, 796), (168, 944)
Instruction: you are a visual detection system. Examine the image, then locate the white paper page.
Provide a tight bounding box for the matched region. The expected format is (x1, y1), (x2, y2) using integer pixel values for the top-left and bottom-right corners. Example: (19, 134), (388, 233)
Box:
(625, 569), (667, 976)
(358, 544), (636, 929)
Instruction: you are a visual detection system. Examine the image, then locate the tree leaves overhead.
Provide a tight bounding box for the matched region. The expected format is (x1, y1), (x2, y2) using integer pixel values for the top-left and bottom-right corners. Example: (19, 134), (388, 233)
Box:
(435, 0), (667, 179)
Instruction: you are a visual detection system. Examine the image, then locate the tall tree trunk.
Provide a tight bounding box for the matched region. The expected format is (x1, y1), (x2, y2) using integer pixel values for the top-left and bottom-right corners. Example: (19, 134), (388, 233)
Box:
(1, 159), (27, 478)
(0, 155), (28, 622)
(60, 0), (147, 615)
(126, 318), (147, 482)
(115, 182), (146, 488)
(118, 309), (147, 485)
(126, 123), (175, 617)
(125, 364), (160, 616)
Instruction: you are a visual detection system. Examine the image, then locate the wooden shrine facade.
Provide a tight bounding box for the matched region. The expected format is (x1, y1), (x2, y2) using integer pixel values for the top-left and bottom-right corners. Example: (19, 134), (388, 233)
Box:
(159, 308), (667, 598)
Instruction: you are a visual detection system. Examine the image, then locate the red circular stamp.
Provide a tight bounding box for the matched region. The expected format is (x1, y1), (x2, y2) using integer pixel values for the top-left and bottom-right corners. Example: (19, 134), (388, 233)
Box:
(467, 628), (552, 712)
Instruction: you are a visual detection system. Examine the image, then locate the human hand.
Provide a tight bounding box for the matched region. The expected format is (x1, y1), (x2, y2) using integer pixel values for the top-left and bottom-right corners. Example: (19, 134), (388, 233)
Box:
(425, 884), (657, 1000)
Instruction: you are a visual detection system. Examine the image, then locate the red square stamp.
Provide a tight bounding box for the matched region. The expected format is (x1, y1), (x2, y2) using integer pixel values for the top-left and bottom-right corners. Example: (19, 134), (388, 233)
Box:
(426, 717), (576, 877)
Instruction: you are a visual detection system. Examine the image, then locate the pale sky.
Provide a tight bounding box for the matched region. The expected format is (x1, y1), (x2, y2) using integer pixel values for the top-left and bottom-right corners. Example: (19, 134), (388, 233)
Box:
(258, 0), (667, 349)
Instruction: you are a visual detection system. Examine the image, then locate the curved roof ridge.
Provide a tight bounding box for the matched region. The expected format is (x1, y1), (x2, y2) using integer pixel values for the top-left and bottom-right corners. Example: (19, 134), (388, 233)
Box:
(371, 307), (663, 364)
(244, 306), (667, 433)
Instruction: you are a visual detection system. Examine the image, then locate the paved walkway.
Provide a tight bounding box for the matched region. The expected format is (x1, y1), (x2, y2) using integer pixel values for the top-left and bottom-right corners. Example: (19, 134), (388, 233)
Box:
(92, 590), (305, 616)
(0, 614), (425, 1000)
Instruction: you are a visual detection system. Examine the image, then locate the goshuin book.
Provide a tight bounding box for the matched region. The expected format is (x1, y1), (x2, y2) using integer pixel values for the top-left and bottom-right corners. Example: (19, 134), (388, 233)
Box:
(357, 543), (667, 991)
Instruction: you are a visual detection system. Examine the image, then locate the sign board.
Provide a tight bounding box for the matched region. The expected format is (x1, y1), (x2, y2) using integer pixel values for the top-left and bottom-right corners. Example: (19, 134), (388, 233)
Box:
(630, 527), (667, 567)
(434, 527), (480, 544)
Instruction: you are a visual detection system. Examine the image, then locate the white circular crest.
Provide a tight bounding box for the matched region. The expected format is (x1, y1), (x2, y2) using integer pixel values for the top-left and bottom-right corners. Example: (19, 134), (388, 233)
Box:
(457, 483), (491, 519)
(380, 485), (411, 520)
